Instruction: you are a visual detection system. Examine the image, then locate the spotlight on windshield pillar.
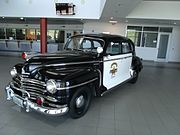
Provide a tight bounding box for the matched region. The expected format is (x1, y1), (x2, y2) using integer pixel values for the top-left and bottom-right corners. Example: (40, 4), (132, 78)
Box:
(20, 17), (25, 21)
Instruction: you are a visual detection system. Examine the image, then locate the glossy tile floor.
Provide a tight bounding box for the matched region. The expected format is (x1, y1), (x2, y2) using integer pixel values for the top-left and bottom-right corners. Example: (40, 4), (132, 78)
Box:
(0, 56), (180, 135)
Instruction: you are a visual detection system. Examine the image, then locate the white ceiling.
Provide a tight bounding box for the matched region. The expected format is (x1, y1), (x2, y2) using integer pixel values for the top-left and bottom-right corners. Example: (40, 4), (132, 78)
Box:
(100, 0), (180, 26)
(101, 0), (142, 20)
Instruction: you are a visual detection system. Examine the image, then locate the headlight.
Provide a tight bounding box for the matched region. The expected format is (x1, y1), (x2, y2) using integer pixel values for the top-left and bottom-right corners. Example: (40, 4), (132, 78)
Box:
(10, 67), (17, 77)
(46, 79), (57, 94)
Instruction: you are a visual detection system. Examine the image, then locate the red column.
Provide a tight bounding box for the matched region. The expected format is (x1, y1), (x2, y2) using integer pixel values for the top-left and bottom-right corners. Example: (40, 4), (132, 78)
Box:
(40, 18), (47, 53)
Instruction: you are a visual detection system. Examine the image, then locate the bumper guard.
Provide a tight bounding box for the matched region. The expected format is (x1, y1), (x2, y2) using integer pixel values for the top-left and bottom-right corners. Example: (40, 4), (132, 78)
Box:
(5, 85), (69, 116)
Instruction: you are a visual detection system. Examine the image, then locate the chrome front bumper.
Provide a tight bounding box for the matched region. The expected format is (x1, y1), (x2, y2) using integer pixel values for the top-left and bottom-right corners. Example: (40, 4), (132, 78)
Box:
(5, 85), (69, 116)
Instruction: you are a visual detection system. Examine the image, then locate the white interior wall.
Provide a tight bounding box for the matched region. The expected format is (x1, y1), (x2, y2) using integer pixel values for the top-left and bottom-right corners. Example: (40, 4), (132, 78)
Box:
(168, 26), (180, 62)
(83, 21), (126, 35)
(135, 47), (157, 61)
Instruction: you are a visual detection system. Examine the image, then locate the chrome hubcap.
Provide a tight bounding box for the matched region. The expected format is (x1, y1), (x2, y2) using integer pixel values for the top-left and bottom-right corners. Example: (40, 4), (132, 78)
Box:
(76, 95), (85, 108)
(134, 71), (137, 77)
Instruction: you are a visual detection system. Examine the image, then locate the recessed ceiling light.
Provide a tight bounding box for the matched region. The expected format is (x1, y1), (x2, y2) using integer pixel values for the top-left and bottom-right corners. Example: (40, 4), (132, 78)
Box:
(20, 17), (24, 20)
(109, 20), (118, 24)
(2, 17), (5, 19)
(174, 22), (177, 25)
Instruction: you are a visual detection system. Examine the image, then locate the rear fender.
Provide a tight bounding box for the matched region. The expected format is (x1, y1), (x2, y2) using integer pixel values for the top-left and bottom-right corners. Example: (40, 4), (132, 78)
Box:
(132, 56), (143, 72)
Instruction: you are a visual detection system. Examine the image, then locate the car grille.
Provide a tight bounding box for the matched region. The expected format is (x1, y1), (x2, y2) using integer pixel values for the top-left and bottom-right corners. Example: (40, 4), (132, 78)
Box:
(12, 74), (46, 101)
(11, 74), (68, 107)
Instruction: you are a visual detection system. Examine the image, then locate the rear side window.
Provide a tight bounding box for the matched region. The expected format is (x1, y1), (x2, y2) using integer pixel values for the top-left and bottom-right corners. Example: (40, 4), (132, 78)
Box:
(67, 37), (104, 53)
(106, 41), (132, 55)
(121, 42), (131, 54)
(80, 39), (102, 49)
(106, 42), (122, 55)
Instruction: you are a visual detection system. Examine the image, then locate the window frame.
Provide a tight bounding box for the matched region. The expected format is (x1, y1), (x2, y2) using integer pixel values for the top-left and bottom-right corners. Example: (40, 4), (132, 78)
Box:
(105, 40), (133, 56)
(126, 25), (173, 48)
(64, 36), (105, 52)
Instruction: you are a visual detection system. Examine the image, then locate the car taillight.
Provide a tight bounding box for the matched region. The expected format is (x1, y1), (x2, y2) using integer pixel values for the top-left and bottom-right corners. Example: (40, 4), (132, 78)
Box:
(22, 52), (27, 60)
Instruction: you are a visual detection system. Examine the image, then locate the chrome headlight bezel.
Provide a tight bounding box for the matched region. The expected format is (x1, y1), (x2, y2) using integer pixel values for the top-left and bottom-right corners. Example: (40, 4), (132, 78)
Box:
(46, 79), (57, 94)
(10, 67), (17, 77)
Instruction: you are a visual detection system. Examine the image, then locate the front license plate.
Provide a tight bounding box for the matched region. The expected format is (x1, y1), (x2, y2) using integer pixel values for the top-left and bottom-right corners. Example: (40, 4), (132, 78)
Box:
(12, 96), (23, 108)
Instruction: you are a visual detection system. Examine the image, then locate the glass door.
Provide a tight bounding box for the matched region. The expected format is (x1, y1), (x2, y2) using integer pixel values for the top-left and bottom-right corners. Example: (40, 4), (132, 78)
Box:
(157, 33), (171, 62)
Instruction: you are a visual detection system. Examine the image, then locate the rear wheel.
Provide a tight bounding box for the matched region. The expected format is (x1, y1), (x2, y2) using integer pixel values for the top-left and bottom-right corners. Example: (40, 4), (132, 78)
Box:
(130, 70), (139, 84)
(69, 86), (92, 119)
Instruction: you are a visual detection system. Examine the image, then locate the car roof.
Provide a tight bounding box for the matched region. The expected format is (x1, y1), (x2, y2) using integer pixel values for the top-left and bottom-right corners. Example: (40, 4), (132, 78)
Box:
(73, 33), (129, 41)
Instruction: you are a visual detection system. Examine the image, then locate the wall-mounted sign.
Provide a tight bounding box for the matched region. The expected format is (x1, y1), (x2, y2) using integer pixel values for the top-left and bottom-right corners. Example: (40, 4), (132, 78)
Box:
(56, 3), (75, 15)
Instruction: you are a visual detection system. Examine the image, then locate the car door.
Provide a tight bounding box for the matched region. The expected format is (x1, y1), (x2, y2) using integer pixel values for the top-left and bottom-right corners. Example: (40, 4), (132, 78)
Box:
(103, 40), (133, 90)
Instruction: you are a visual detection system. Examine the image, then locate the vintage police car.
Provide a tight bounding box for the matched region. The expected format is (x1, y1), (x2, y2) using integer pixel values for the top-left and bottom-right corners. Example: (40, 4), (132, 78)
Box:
(5, 34), (142, 118)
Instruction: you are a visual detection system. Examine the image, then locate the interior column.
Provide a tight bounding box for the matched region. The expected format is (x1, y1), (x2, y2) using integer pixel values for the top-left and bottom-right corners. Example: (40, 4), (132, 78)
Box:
(40, 18), (47, 53)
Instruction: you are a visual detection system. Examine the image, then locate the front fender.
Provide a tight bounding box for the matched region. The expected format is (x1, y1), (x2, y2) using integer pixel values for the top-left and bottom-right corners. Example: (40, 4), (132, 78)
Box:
(39, 67), (99, 100)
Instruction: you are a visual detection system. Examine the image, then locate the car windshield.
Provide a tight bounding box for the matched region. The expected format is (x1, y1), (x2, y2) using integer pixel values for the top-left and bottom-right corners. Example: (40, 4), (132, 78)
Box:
(64, 36), (104, 53)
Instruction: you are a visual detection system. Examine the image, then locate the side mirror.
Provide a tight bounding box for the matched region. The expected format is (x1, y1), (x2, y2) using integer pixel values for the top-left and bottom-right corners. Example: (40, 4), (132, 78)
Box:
(97, 47), (103, 54)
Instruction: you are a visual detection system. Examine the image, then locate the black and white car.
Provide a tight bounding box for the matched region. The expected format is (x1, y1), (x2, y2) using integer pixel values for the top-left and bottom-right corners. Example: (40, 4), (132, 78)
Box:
(5, 34), (143, 118)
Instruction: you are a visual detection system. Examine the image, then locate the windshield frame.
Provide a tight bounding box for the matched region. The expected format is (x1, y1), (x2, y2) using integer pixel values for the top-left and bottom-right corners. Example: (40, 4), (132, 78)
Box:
(64, 36), (105, 53)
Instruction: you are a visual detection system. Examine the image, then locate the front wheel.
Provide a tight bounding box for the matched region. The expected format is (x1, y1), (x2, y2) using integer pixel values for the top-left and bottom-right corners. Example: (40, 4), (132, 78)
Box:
(69, 86), (92, 119)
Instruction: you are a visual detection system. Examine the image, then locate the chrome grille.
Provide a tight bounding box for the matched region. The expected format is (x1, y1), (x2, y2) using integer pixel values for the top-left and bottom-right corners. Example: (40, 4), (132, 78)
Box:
(11, 74), (67, 108)
(12, 74), (46, 100)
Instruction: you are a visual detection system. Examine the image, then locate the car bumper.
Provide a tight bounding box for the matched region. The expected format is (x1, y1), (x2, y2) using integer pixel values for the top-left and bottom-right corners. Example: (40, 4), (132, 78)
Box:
(5, 85), (69, 116)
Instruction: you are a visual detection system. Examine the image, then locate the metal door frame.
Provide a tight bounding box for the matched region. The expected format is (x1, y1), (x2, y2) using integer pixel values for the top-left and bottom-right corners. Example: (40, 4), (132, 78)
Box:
(156, 32), (171, 62)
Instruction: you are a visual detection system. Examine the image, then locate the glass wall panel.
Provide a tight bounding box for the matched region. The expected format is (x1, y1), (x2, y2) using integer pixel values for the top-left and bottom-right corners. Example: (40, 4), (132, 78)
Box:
(55, 30), (65, 43)
(26, 29), (36, 40)
(16, 29), (26, 40)
(47, 30), (65, 43)
(142, 32), (158, 48)
(127, 31), (141, 47)
(127, 25), (167, 48)
(58, 31), (65, 43)
(127, 26), (142, 31)
(143, 27), (158, 32)
(47, 30), (55, 42)
(0, 28), (5, 39)
(6, 28), (16, 40)
(36, 29), (40, 40)
(159, 27), (173, 33)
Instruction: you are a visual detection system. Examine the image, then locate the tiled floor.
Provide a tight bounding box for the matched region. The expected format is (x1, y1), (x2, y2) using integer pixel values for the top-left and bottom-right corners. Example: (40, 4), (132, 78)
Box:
(0, 56), (180, 135)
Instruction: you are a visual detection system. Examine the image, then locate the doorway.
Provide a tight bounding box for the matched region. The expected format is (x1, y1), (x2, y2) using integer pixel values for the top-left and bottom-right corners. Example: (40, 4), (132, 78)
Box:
(157, 33), (171, 62)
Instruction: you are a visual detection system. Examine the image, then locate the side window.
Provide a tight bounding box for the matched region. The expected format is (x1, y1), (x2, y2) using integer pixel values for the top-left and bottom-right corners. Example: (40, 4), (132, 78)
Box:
(106, 42), (121, 55)
(121, 41), (132, 54)
(81, 39), (92, 49)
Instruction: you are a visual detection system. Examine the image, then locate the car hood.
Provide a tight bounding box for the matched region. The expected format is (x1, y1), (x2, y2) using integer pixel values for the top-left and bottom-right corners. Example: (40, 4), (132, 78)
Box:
(24, 50), (98, 72)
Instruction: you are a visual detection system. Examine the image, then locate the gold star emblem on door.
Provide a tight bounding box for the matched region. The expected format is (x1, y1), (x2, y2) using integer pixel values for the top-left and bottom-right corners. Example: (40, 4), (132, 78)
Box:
(110, 63), (118, 76)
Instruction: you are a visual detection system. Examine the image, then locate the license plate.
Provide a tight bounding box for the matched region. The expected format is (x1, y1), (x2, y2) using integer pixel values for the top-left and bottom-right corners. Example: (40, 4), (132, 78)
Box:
(12, 96), (23, 108)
